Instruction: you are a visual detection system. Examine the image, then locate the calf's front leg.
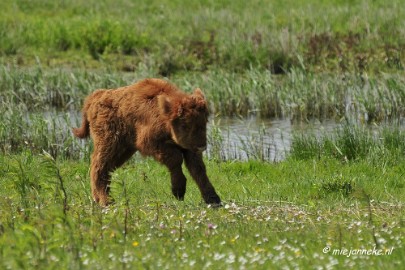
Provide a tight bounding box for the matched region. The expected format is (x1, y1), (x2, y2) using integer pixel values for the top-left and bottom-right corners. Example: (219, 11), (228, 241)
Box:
(183, 150), (221, 205)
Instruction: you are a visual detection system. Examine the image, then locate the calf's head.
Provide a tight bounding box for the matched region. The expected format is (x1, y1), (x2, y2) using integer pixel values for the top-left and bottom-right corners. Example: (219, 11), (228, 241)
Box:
(159, 89), (209, 153)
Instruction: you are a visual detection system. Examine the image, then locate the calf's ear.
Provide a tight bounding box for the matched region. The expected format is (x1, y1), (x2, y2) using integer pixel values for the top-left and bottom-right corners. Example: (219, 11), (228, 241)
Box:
(194, 88), (205, 100)
(158, 95), (172, 116)
(158, 95), (184, 118)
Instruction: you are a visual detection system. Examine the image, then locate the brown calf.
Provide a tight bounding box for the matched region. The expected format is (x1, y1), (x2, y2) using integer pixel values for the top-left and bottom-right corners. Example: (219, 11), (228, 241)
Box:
(73, 78), (221, 206)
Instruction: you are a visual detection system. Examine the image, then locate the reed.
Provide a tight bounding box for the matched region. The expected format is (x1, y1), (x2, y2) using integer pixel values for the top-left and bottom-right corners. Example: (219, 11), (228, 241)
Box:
(0, 106), (91, 160)
(177, 69), (405, 120)
(290, 121), (405, 164)
(2, 65), (405, 121)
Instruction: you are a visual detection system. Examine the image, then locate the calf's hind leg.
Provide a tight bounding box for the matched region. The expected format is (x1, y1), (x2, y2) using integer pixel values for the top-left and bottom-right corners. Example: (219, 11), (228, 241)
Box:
(90, 144), (135, 206)
(90, 148), (112, 206)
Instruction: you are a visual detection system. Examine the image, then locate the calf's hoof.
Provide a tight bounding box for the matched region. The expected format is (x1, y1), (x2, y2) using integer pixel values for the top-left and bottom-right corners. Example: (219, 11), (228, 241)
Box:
(204, 194), (222, 207)
(93, 194), (114, 207)
(172, 188), (186, 201)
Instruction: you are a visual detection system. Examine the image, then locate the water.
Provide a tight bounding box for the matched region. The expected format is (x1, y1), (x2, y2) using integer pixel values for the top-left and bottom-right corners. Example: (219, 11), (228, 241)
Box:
(207, 117), (339, 161)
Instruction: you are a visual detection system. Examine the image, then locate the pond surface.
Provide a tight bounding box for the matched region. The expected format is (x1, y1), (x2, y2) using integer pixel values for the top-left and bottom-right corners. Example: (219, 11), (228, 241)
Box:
(207, 117), (339, 161)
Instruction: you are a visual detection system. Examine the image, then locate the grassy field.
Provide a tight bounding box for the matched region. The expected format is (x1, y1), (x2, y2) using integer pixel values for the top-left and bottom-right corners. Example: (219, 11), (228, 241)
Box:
(0, 0), (404, 74)
(0, 152), (404, 269)
(0, 0), (404, 269)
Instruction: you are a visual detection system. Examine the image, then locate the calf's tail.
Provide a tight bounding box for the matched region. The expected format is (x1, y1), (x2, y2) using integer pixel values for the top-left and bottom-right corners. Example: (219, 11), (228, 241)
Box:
(72, 113), (90, 139)
(72, 89), (106, 139)
(72, 94), (94, 139)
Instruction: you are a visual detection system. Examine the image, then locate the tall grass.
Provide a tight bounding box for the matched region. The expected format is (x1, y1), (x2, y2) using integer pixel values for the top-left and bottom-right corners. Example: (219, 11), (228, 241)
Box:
(0, 65), (132, 111)
(290, 122), (405, 164)
(0, 106), (90, 160)
(2, 65), (405, 121)
(183, 69), (405, 120)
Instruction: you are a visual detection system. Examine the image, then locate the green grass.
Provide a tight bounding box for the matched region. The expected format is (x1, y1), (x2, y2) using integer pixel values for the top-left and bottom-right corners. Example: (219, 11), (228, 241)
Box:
(0, 0), (404, 74)
(0, 152), (403, 269)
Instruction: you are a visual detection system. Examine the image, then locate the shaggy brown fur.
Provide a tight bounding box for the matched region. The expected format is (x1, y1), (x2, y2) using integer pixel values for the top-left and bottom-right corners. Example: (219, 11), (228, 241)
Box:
(73, 78), (221, 206)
